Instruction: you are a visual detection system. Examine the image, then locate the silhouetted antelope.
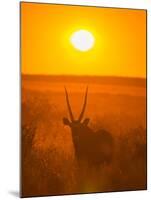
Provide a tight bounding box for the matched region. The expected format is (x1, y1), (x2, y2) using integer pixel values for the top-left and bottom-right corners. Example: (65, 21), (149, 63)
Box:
(63, 87), (114, 166)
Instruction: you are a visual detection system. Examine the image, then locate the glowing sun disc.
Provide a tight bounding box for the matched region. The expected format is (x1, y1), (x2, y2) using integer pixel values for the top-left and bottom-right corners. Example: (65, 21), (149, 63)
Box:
(70, 30), (95, 52)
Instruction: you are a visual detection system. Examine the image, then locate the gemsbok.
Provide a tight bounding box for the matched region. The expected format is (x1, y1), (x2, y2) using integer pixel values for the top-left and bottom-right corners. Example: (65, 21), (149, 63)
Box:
(63, 87), (114, 166)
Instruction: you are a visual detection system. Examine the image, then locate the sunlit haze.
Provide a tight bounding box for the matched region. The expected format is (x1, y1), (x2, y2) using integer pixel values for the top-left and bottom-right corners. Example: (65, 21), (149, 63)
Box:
(21, 3), (146, 78)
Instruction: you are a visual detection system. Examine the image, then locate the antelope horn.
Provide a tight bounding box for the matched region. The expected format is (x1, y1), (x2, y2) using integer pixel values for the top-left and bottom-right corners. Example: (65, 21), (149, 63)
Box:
(64, 87), (74, 122)
(78, 86), (88, 122)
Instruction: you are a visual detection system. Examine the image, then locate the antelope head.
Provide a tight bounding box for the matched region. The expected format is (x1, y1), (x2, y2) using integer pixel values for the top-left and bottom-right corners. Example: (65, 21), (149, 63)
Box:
(63, 87), (90, 133)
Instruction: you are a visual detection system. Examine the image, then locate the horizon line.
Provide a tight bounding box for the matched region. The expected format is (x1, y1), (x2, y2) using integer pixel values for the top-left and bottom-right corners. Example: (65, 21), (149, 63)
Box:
(22, 73), (146, 79)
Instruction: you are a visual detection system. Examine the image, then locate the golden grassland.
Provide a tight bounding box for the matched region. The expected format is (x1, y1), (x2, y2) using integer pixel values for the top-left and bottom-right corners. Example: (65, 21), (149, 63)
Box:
(21, 75), (146, 197)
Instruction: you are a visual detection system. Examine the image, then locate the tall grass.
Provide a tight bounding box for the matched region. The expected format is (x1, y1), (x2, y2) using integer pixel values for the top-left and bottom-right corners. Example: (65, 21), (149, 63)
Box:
(21, 88), (146, 197)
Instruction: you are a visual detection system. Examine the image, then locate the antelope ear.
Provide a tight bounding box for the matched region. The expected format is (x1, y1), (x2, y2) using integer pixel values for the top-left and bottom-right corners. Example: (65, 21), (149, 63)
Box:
(63, 117), (71, 126)
(83, 118), (90, 126)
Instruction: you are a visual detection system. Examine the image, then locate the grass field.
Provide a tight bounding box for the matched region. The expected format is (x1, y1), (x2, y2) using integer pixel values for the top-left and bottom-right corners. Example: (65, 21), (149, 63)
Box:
(21, 75), (146, 197)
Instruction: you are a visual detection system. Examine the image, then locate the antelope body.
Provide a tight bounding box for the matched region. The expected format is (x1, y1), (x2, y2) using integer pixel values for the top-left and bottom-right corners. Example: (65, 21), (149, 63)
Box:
(63, 87), (113, 166)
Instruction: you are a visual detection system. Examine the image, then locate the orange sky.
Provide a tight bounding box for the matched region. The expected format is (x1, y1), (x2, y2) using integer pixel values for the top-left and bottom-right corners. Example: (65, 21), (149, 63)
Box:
(21, 2), (146, 78)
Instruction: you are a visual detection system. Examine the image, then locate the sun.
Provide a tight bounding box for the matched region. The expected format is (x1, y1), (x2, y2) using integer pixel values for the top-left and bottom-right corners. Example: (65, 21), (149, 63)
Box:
(70, 30), (95, 52)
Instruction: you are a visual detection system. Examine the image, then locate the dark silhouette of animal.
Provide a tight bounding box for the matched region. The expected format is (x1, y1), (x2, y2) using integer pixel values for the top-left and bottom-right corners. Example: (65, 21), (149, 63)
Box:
(63, 87), (114, 166)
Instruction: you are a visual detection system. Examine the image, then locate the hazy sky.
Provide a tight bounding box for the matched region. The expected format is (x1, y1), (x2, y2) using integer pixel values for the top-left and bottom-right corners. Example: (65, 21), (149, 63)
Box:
(21, 3), (146, 77)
